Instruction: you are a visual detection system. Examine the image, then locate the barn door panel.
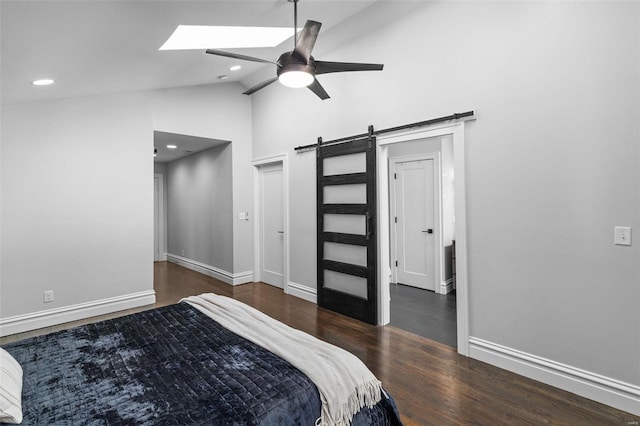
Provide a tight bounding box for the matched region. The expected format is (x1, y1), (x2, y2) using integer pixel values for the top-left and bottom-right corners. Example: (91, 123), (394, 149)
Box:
(317, 135), (377, 324)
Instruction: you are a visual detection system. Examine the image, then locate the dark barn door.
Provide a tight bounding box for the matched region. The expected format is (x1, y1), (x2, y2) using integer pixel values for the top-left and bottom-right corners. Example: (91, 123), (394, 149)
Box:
(317, 134), (377, 324)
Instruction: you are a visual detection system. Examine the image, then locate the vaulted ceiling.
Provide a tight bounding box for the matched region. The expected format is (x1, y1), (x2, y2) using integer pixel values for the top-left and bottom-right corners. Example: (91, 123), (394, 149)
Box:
(0, 0), (383, 104)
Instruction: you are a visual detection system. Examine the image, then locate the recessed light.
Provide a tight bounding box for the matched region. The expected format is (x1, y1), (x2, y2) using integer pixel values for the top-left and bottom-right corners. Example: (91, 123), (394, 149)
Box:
(159, 25), (298, 50)
(230, 65), (242, 71)
(217, 75), (229, 80)
(31, 79), (54, 86)
(166, 144), (177, 149)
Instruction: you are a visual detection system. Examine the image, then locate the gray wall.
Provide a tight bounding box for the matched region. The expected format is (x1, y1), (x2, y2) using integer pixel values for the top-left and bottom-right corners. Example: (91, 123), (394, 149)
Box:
(1, 92), (154, 316)
(154, 162), (167, 174)
(150, 85), (253, 274)
(251, 1), (639, 388)
(166, 144), (233, 272)
(1, 82), (253, 324)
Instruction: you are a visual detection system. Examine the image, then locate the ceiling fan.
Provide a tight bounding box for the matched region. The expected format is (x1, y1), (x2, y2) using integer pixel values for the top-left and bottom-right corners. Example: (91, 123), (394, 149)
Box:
(205, 0), (384, 100)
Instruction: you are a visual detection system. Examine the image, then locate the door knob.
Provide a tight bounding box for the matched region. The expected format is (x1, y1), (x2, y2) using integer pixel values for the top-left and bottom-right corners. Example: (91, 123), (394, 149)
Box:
(277, 231), (284, 234)
(422, 229), (433, 234)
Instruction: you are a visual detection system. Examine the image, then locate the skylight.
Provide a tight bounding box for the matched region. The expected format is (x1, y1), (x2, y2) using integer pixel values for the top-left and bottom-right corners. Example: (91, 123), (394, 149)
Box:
(159, 25), (297, 50)
(31, 79), (54, 86)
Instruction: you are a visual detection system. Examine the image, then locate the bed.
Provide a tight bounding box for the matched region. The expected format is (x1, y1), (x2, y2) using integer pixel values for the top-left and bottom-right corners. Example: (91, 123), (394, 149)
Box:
(0, 294), (402, 425)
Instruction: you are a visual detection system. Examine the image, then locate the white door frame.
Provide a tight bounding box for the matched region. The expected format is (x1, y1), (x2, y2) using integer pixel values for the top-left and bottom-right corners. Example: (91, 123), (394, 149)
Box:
(377, 120), (471, 356)
(252, 154), (290, 293)
(153, 173), (166, 262)
(390, 152), (442, 293)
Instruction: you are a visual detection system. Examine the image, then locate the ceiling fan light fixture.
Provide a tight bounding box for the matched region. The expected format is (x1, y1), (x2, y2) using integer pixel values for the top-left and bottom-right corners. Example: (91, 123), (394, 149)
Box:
(278, 70), (313, 88)
(202, 4), (383, 100)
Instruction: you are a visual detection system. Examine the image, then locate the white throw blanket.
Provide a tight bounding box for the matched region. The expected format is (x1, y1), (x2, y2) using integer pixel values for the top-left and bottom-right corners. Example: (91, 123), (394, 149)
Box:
(182, 293), (383, 426)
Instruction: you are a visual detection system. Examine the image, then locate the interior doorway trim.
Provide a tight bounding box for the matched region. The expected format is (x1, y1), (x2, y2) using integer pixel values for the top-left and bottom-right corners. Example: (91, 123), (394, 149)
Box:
(252, 154), (290, 294)
(153, 173), (166, 262)
(377, 121), (471, 356)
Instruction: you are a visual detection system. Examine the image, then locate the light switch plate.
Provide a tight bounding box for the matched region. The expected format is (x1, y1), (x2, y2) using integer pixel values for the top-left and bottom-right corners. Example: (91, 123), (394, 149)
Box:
(614, 226), (631, 246)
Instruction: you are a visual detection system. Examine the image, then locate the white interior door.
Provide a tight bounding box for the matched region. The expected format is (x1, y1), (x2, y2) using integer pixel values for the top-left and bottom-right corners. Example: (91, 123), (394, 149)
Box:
(259, 163), (284, 288)
(394, 159), (435, 290)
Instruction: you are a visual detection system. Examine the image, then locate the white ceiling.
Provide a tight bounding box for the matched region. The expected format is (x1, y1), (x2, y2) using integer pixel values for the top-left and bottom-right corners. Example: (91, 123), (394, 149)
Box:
(0, 0), (381, 104)
(154, 131), (228, 163)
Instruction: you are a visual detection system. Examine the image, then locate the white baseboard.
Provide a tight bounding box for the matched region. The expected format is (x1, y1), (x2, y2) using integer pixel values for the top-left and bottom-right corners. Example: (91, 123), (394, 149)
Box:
(167, 253), (253, 285)
(440, 278), (453, 294)
(153, 252), (167, 262)
(0, 290), (156, 337)
(469, 337), (640, 417)
(286, 281), (317, 304)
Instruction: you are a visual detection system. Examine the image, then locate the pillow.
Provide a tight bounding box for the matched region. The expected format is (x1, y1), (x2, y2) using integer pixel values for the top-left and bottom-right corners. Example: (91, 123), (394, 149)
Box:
(0, 348), (22, 424)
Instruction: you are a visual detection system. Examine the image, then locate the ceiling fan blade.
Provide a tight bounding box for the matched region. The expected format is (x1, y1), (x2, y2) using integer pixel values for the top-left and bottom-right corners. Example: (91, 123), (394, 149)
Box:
(243, 77), (279, 95)
(293, 20), (322, 62)
(307, 78), (330, 100)
(315, 61), (384, 75)
(206, 49), (278, 66)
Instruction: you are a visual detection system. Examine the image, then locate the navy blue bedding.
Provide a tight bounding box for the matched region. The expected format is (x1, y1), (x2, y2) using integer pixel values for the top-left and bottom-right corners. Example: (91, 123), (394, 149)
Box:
(3, 302), (402, 425)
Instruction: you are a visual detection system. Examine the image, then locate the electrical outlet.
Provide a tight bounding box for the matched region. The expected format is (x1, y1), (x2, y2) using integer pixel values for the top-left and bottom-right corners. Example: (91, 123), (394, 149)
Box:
(181, 249), (185, 256)
(43, 290), (54, 303)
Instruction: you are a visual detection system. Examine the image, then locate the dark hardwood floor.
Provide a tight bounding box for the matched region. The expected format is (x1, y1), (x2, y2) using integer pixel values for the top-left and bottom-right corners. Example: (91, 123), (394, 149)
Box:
(390, 283), (457, 347)
(2, 261), (638, 425)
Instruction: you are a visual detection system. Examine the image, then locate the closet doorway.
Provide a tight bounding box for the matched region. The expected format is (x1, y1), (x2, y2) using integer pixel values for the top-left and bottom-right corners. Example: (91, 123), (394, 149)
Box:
(388, 138), (456, 347)
(377, 122), (469, 353)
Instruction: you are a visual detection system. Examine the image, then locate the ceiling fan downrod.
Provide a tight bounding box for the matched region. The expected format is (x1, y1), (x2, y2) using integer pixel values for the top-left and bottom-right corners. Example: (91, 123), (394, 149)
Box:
(289, 0), (299, 48)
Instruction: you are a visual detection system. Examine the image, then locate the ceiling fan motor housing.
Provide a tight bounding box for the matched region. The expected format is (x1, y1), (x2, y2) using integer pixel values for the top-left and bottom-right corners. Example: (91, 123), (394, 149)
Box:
(277, 52), (316, 77)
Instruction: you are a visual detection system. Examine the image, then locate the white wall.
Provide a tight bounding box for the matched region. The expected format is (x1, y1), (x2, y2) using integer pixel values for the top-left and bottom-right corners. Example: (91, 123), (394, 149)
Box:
(251, 0), (639, 401)
(441, 136), (455, 282)
(0, 82), (253, 330)
(167, 144), (233, 272)
(154, 163), (167, 174)
(1, 92), (154, 318)
(149, 84), (253, 275)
